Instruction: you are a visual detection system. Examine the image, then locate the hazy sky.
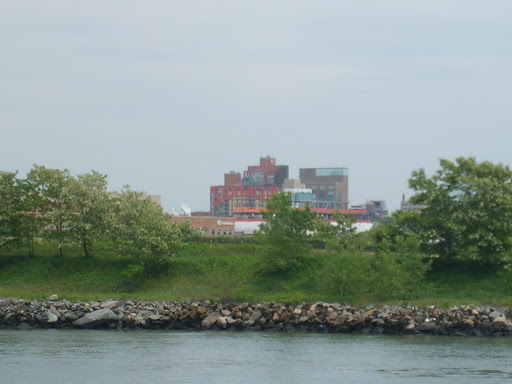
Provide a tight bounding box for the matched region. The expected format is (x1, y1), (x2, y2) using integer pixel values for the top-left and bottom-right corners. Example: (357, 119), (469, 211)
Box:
(2, 1), (511, 213)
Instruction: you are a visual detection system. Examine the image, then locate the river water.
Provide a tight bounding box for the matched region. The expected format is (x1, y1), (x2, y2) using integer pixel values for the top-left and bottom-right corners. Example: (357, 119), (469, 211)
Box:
(1, 329), (511, 383)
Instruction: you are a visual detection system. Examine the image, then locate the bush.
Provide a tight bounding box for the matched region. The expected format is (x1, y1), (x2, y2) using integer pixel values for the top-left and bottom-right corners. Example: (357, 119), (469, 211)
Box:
(325, 249), (431, 302)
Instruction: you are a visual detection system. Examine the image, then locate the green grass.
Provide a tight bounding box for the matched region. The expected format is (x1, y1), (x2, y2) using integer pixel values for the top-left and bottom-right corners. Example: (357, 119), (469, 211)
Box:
(1, 241), (511, 307)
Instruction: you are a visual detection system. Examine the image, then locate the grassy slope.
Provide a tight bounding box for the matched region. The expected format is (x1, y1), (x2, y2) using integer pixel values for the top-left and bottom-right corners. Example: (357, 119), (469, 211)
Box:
(1, 241), (511, 306)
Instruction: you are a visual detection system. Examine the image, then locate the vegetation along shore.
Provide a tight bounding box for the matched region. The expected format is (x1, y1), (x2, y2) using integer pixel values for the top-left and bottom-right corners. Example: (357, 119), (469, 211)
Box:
(2, 157), (512, 335)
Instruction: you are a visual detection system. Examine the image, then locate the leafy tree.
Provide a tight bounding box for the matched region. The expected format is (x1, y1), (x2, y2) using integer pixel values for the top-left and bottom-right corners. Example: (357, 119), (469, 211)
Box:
(26, 165), (72, 257)
(258, 192), (321, 273)
(110, 187), (182, 273)
(408, 157), (512, 264)
(0, 171), (24, 251)
(317, 212), (357, 250)
(66, 171), (111, 257)
(371, 211), (421, 255)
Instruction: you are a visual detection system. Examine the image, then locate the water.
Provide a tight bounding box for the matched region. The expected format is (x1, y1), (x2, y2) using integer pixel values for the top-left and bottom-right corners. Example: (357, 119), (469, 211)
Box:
(1, 329), (512, 383)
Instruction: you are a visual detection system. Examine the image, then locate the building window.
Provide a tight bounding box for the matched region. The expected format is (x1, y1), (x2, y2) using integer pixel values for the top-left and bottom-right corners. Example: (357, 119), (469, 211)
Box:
(315, 168), (348, 177)
(320, 185), (326, 190)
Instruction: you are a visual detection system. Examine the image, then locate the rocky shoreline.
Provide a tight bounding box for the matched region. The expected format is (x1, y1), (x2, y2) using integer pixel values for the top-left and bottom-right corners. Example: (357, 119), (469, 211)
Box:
(1, 297), (511, 336)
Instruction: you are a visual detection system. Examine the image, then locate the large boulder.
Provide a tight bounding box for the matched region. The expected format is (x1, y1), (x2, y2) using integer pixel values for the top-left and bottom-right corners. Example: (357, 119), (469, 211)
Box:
(202, 312), (222, 329)
(72, 308), (118, 328)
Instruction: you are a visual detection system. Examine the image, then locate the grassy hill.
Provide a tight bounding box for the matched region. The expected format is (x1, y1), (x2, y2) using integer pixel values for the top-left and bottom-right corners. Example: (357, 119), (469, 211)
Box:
(1, 240), (511, 307)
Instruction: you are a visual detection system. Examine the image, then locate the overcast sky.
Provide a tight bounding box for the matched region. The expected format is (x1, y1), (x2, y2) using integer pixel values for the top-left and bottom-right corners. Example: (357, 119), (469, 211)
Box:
(1, 1), (511, 213)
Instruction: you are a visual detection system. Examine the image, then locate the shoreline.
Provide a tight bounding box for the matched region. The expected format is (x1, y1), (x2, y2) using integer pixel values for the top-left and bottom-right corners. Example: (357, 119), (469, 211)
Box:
(1, 297), (511, 336)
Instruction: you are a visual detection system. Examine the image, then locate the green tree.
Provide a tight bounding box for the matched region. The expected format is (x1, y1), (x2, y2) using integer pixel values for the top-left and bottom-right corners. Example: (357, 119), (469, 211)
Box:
(0, 171), (24, 251)
(26, 165), (72, 257)
(317, 212), (357, 250)
(110, 187), (182, 273)
(371, 210), (421, 255)
(66, 171), (111, 257)
(408, 157), (512, 264)
(259, 192), (320, 273)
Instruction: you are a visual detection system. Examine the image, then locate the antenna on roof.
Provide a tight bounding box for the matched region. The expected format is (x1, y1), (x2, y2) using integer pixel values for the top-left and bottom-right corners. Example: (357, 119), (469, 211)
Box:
(180, 203), (191, 216)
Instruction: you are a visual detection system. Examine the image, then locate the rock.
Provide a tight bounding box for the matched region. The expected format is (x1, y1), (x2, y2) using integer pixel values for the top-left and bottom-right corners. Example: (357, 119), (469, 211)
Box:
(250, 311), (262, 322)
(138, 310), (157, 319)
(0, 299), (10, 307)
(46, 309), (58, 323)
(217, 316), (227, 328)
(416, 322), (436, 332)
(492, 316), (507, 326)
(101, 300), (119, 309)
(2, 313), (17, 325)
(404, 321), (416, 333)
(202, 312), (222, 329)
(73, 308), (118, 328)
(489, 311), (502, 320)
(48, 295), (58, 301)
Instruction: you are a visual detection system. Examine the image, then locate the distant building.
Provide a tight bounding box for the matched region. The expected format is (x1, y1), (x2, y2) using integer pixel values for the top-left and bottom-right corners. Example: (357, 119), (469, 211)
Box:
(282, 179), (316, 209)
(299, 168), (349, 209)
(171, 216), (236, 237)
(400, 194), (426, 212)
(210, 156), (288, 216)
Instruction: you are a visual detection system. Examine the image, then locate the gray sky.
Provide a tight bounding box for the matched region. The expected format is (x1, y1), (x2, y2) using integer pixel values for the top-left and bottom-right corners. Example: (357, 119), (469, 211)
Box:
(2, 1), (511, 213)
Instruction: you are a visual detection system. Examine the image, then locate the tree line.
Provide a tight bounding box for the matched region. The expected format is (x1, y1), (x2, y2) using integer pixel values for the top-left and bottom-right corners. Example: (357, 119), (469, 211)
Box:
(0, 165), (189, 267)
(259, 156), (512, 273)
(2, 157), (511, 275)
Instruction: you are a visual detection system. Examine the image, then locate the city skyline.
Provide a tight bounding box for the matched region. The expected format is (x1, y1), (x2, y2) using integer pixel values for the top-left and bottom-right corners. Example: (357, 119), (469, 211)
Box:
(2, 1), (511, 213)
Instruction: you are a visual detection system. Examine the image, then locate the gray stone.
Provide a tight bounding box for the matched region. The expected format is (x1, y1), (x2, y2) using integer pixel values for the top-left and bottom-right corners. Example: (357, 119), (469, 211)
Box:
(0, 300), (10, 307)
(404, 321), (416, 333)
(416, 322), (436, 332)
(202, 312), (222, 329)
(46, 309), (58, 323)
(101, 300), (119, 309)
(138, 310), (157, 319)
(73, 308), (118, 328)
(250, 311), (263, 322)
(48, 295), (58, 301)
(2, 313), (17, 325)
(489, 311), (502, 320)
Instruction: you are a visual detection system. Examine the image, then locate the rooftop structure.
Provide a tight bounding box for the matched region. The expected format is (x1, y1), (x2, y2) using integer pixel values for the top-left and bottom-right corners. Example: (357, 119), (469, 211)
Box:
(299, 167), (349, 210)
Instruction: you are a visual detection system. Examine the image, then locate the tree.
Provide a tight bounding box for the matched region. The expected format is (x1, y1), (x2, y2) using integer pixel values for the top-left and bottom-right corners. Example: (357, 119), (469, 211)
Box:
(0, 171), (24, 251)
(66, 171), (112, 257)
(110, 187), (182, 272)
(316, 212), (357, 250)
(259, 192), (321, 273)
(408, 157), (512, 264)
(26, 165), (73, 257)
